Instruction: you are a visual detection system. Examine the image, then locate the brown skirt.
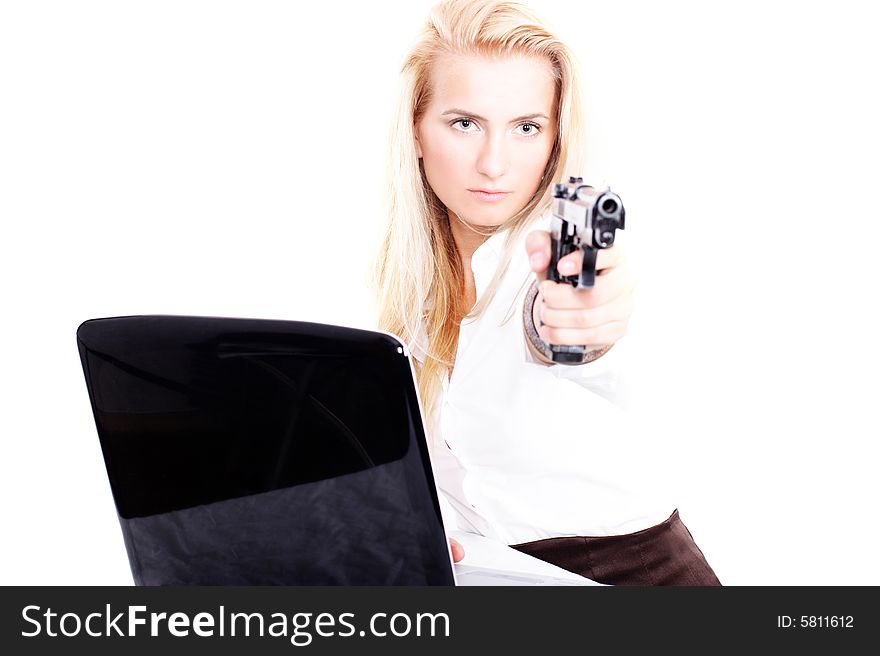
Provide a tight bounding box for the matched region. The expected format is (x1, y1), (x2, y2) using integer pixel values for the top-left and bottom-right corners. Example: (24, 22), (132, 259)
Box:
(510, 509), (721, 586)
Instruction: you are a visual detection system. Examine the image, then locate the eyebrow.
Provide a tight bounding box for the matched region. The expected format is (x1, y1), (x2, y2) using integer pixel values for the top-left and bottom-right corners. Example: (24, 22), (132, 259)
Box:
(440, 108), (550, 123)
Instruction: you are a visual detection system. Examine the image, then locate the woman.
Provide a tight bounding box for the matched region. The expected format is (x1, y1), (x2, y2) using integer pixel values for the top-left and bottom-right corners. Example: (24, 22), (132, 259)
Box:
(371, 0), (719, 585)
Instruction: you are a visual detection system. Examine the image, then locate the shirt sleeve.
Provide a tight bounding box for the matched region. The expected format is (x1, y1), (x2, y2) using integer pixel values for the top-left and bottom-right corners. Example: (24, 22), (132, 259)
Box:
(518, 251), (632, 410)
(546, 338), (630, 411)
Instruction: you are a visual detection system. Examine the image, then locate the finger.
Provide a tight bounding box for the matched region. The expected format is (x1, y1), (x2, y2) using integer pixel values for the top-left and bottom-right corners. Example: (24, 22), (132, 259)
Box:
(449, 538), (465, 563)
(540, 266), (634, 309)
(595, 246), (624, 273)
(537, 320), (629, 347)
(556, 246), (624, 278)
(525, 231), (551, 274)
(555, 249), (582, 278)
(539, 295), (634, 330)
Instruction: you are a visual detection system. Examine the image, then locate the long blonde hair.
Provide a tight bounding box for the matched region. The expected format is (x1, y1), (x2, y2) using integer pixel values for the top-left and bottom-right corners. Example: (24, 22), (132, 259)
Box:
(370, 0), (586, 440)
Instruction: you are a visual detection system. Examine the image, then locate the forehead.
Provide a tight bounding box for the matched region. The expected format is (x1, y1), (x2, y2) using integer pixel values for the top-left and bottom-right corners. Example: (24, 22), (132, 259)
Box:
(427, 52), (557, 117)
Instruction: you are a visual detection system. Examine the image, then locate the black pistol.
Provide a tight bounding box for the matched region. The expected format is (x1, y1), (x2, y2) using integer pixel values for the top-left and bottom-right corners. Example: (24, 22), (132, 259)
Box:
(547, 176), (626, 364)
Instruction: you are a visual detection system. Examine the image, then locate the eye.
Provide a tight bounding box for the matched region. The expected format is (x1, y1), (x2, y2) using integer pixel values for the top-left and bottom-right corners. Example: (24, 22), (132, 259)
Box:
(451, 118), (479, 132)
(516, 122), (541, 136)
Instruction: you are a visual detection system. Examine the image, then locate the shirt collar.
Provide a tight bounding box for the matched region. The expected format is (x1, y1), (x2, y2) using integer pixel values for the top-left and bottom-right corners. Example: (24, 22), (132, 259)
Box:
(470, 211), (552, 275)
(470, 228), (507, 274)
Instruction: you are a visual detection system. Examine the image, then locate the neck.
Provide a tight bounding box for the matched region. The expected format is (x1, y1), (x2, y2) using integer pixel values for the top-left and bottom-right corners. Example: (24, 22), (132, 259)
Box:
(448, 210), (496, 264)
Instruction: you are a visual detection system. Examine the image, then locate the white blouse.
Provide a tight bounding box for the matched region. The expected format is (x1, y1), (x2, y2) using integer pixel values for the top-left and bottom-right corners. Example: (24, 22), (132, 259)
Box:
(413, 213), (675, 546)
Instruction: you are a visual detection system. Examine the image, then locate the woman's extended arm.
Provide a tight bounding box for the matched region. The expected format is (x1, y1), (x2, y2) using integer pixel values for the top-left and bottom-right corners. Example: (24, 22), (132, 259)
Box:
(523, 278), (612, 365)
(523, 230), (634, 365)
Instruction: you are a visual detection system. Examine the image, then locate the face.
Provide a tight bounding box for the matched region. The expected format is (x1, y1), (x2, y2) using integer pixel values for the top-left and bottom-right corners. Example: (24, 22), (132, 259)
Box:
(415, 53), (557, 228)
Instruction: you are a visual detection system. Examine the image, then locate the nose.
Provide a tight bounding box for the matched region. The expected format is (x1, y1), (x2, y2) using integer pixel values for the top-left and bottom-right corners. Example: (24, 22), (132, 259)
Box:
(475, 133), (509, 180)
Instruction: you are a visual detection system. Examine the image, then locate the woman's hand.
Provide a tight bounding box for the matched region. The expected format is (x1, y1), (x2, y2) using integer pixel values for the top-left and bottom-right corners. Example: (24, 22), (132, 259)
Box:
(450, 538), (464, 562)
(525, 231), (635, 348)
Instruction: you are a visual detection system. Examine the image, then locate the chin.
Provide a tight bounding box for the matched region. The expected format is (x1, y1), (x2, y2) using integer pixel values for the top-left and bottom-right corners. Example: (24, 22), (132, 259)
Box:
(461, 204), (516, 227)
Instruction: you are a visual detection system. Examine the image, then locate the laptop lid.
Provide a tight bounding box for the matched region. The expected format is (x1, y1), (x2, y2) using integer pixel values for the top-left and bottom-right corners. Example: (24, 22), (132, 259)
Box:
(77, 315), (455, 585)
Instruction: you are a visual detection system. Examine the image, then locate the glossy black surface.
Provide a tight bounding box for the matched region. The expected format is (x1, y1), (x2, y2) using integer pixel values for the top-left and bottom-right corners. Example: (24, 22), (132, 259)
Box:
(77, 315), (453, 585)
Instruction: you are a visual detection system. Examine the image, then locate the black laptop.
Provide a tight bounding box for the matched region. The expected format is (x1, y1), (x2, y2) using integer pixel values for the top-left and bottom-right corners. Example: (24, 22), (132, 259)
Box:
(76, 315), (455, 585)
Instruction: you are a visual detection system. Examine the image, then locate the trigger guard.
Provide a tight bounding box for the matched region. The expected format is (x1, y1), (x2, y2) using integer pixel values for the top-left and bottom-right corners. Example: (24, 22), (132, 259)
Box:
(578, 247), (598, 288)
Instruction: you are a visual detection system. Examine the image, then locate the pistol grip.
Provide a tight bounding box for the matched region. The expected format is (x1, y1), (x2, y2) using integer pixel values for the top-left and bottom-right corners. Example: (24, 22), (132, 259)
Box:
(545, 242), (598, 364)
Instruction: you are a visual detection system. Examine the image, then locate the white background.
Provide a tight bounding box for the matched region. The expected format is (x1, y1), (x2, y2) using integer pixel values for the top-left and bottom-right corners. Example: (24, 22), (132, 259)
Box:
(1, 0), (877, 585)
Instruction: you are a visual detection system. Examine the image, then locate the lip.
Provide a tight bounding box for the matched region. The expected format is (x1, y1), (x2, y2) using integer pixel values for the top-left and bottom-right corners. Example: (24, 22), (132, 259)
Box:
(468, 189), (512, 202)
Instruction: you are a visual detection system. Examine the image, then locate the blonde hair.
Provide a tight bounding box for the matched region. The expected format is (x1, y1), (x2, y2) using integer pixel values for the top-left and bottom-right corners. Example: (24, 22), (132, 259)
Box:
(370, 0), (585, 440)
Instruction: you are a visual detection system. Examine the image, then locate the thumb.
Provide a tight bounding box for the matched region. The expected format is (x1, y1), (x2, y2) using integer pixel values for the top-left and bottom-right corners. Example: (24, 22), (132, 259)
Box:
(525, 230), (551, 274)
